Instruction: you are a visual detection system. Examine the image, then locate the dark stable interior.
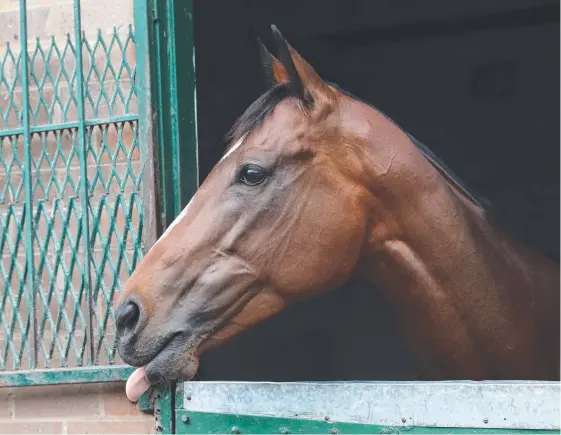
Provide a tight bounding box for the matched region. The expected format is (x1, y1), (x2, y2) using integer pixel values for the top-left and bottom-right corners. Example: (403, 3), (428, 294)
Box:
(192, 0), (560, 381)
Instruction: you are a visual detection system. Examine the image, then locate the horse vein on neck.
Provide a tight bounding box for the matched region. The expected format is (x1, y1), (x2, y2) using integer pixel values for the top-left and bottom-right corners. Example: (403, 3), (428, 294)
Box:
(378, 149), (399, 177)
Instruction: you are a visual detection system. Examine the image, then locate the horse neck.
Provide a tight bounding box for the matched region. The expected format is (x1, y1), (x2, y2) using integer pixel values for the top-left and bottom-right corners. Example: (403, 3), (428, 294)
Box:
(357, 170), (490, 309)
(358, 169), (558, 312)
(353, 146), (559, 379)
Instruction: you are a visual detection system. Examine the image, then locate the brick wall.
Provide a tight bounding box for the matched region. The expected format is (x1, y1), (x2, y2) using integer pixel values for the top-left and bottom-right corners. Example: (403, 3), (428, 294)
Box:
(0, 0), (153, 433)
(0, 382), (155, 434)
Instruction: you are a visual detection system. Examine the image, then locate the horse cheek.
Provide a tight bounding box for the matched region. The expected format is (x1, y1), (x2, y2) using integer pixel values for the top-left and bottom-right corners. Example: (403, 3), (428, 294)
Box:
(270, 197), (366, 297)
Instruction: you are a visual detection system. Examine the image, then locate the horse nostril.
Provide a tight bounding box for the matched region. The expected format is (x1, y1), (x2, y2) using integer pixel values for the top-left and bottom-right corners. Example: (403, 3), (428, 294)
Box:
(116, 299), (141, 337)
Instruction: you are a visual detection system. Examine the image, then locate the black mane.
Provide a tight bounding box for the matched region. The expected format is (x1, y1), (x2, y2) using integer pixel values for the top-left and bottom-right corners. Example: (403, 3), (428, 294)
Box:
(225, 81), (490, 213)
(226, 82), (293, 146)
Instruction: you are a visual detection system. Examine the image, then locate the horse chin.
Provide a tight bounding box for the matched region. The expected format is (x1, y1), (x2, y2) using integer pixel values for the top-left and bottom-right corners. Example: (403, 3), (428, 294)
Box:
(178, 352), (200, 381)
(144, 352), (200, 384)
(142, 338), (201, 384)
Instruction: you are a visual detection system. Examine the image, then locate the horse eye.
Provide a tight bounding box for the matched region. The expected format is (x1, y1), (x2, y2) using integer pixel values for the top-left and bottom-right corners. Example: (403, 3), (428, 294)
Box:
(237, 164), (268, 186)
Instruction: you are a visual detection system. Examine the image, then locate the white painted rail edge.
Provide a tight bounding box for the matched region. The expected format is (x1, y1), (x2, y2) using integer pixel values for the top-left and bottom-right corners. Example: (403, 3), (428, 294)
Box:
(182, 381), (560, 430)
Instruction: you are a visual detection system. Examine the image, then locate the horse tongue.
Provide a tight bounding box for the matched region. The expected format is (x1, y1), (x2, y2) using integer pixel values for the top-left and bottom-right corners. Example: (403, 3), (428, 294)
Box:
(125, 366), (151, 402)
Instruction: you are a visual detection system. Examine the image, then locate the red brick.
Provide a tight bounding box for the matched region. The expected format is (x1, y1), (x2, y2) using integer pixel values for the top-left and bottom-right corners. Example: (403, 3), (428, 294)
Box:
(100, 382), (148, 417)
(0, 387), (13, 418)
(0, 421), (63, 434)
(66, 419), (155, 434)
(12, 383), (100, 418)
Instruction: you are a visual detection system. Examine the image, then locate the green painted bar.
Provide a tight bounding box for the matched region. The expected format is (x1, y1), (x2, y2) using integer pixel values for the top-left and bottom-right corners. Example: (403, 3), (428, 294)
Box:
(0, 365), (135, 387)
(149, 0), (198, 232)
(133, 0), (160, 250)
(156, 386), (175, 434)
(175, 411), (559, 435)
(165, 0), (180, 220)
(0, 115), (140, 137)
(18, 0), (37, 370)
(72, 0), (94, 366)
(152, 0), (174, 228)
(170, 0), (198, 210)
(137, 386), (156, 414)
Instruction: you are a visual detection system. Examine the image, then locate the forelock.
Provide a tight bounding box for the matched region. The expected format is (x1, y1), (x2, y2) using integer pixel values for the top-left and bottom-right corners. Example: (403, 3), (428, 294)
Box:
(225, 83), (293, 151)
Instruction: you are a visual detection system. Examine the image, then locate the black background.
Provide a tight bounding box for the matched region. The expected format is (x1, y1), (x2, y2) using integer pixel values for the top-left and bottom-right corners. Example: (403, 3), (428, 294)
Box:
(191, 0), (559, 381)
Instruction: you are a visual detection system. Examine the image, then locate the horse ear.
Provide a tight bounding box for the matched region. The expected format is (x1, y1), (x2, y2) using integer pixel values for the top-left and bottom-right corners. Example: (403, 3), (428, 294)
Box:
(270, 25), (330, 105)
(257, 37), (289, 86)
(271, 25), (307, 100)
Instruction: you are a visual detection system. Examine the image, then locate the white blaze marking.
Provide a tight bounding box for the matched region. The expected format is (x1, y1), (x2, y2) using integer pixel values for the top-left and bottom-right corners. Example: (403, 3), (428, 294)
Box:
(162, 200), (193, 237)
(219, 134), (246, 162)
(151, 135), (246, 249)
(151, 198), (195, 249)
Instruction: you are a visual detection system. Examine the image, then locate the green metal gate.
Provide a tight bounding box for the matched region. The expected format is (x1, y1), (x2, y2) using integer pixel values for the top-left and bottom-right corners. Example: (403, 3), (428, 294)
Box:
(0, 0), (167, 387)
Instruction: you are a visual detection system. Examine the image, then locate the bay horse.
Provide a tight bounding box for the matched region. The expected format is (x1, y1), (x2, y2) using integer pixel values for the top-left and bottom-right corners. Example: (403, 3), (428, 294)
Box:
(116, 26), (560, 401)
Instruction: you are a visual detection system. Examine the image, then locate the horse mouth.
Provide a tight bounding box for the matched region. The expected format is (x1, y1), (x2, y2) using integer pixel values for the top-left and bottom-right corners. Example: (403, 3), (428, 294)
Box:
(123, 332), (200, 402)
(143, 333), (181, 375)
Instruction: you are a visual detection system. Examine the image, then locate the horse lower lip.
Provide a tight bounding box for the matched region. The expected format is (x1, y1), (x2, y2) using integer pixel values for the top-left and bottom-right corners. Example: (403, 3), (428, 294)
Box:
(144, 362), (164, 385)
(145, 340), (201, 383)
(143, 349), (172, 384)
(143, 333), (184, 379)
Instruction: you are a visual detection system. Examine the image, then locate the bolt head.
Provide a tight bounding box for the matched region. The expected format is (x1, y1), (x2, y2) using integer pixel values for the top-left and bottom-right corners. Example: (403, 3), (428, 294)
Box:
(231, 426), (241, 434)
(181, 415), (190, 424)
